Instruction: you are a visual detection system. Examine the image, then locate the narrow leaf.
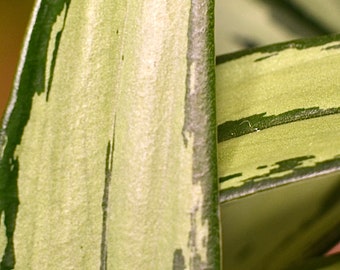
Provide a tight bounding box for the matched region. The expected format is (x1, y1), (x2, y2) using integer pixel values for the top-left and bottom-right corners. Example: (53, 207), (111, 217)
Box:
(216, 34), (340, 269)
(0, 0), (220, 269)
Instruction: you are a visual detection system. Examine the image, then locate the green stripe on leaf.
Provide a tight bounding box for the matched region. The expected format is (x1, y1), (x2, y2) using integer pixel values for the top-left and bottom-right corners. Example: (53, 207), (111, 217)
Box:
(216, 33), (340, 64)
(218, 107), (340, 142)
(220, 155), (340, 201)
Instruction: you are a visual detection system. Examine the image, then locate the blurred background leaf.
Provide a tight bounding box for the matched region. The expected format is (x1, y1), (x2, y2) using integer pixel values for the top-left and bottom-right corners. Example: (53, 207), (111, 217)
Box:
(215, 0), (340, 55)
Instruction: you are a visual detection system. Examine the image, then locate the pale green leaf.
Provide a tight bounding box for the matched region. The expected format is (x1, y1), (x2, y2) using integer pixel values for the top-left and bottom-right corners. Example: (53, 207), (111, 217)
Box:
(216, 35), (340, 269)
(0, 0), (219, 269)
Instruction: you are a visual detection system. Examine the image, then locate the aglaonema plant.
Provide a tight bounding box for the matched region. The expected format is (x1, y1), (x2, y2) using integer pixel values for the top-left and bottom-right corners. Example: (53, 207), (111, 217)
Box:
(216, 35), (340, 269)
(1, 0), (340, 270)
(0, 0), (219, 269)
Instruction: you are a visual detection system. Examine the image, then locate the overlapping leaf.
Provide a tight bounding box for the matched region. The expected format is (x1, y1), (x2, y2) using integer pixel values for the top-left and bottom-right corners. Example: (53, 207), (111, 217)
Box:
(217, 35), (340, 269)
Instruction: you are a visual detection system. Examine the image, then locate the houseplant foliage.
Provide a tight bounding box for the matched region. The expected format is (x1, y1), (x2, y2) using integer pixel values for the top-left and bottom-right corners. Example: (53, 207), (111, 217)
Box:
(215, 1), (340, 268)
(0, 0), (219, 269)
(0, 0), (340, 270)
(217, 35), (340, 269)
